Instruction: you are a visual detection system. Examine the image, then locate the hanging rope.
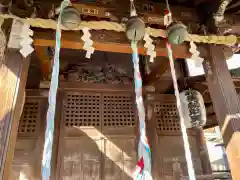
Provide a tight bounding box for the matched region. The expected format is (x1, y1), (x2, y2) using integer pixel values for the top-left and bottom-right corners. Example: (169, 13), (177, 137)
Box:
(132, 41), (152, 180)
(129, 0), (152, 176)
(164, 0), (196, 176)
(166, 41), (196, 180)
(41, 0), (70, 179)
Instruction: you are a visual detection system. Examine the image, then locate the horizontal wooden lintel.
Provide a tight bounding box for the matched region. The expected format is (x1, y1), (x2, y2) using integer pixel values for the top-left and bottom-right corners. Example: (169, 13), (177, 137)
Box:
(33, 29), (191, 59)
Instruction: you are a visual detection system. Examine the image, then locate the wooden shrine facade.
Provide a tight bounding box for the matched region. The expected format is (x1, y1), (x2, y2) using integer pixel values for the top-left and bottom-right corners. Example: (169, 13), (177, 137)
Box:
(0, 34), (238, 179)
(11, 86), (205, 180)
(0, 0), (240, 179)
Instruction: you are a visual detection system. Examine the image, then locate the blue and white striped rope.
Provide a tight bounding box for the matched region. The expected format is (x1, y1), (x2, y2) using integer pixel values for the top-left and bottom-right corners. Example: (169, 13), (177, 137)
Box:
(132, 41), (152, 180)
(41, 0), (70, 179)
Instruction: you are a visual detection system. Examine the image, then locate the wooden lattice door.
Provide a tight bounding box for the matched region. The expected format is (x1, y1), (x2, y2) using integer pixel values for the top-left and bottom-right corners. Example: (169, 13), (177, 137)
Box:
(58, 90), (137, 180)
(149, 94), (203, 179)
(11, 97), (46, 180)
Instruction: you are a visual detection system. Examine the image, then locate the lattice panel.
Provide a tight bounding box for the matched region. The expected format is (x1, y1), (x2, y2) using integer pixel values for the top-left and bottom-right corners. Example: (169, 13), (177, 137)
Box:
(18, 100), (39, 134)
(154, 103), (181, 133)
(103, 94), (136, 127)
(64, 92), (101, 127)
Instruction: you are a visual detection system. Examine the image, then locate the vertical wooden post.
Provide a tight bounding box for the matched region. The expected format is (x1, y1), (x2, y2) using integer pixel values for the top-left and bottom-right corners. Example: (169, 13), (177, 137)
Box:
(0, 50), (30, 179)
(203, 45), (240, 180)
(195, 128), (212, 175)
(145, 103), (161, 179)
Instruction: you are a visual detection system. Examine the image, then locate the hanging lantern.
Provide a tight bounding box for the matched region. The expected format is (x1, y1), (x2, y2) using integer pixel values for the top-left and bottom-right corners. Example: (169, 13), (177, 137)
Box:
(126, 17), (145, 41)
(179, 89), (206, 128)
(61, 7), (81, 30)
(166, 23), (188, 45)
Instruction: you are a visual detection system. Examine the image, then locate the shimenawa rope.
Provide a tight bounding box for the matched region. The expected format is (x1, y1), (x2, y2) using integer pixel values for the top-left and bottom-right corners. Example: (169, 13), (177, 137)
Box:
(0, 14), (238, 45)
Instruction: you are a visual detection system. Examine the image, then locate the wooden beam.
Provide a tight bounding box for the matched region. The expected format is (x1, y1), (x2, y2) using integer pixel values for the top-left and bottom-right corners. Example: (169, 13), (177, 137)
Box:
(196, 0), (240, 34)
(72, 1), (199, 25)
(7, 0), (240, 36)
(59, 81), (134, 92)
(33, 29), (191, 59)
(146, 59), (185, 93)
(25, 89), (49, 98)
(0, 50), (30, 179)
(154, 79), (173, 94)
(35, 46), (51, 80)
(2, 1), (240, 36)
(195, 127), (213, 176)
(204, 114), (218, 129)
(144, 57), (169, 85)
(145, 104), (161, 179)
(6, 1), (199, 26)
(203, 45), (240, 180)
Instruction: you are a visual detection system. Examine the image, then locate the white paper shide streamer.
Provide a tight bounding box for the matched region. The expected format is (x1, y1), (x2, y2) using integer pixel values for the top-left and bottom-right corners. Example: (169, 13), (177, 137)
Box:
(81, 27), (95, 59)
(144, 33), (156, 63)
(189, 41), (204, 67)
(20, 23), (34, 58)
(8, 20), (34, 58)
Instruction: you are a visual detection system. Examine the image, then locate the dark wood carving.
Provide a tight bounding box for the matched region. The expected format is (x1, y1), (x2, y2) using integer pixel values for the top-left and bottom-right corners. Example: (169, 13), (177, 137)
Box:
(61, 61), (133, 84)
(0, 0), (210, 31)
(196, 0), (240, 34)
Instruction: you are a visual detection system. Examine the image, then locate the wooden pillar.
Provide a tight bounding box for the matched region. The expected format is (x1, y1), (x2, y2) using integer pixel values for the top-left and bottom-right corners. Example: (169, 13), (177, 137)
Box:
(203, 45), (240, 180)
(195, 128), (213, 176)
(145, 103), (161, 179)
(0, 50), (30, 179)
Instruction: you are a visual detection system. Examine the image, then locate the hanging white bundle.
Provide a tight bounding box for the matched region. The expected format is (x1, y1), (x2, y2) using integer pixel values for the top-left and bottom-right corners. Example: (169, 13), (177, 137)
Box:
(179, 89), (206, 128)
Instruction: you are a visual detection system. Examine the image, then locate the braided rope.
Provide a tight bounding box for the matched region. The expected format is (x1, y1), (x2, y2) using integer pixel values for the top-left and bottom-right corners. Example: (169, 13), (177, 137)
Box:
(41, 0), (70, 179)
(167, 41), (196, 180)
(132, 41), (152, 180)
(0, 14), (239, 45)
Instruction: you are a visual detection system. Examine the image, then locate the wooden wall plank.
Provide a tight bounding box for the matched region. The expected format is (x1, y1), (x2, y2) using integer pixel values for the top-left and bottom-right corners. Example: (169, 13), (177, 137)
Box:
(52, 93), (64, 180)
(0, 50), (30, 179)
(203, 45), (240, 180)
